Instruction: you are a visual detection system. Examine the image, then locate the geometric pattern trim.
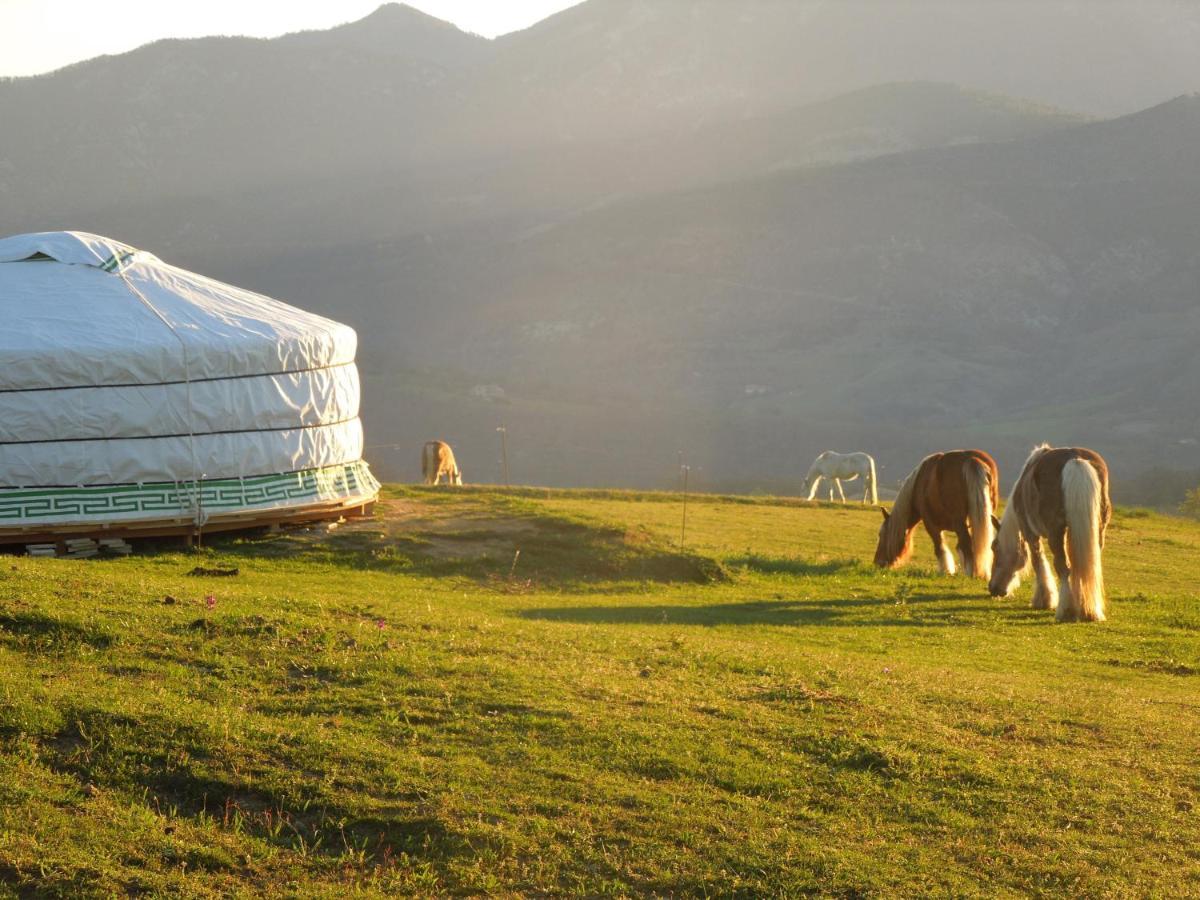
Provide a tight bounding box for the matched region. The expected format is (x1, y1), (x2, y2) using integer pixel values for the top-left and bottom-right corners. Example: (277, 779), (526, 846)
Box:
(0, 460), (380, 527)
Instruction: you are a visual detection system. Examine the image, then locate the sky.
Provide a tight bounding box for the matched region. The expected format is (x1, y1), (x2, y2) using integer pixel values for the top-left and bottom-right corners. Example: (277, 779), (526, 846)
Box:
(0, 0), (583, 77)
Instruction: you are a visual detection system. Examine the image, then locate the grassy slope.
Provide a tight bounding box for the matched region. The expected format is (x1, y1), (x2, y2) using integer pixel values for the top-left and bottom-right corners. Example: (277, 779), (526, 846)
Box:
(1, 486), (1199, 897)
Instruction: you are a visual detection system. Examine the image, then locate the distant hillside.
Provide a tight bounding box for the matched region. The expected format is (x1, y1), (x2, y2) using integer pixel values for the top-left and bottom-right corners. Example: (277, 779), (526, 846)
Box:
(484, 0), (1200, 135)
(8, 0), (1198, 218)
(0, 4), (489, 219)
(20, 80), (1078, 267)
(2, 0), (1113, 228)
(289, 96), (1199, 489)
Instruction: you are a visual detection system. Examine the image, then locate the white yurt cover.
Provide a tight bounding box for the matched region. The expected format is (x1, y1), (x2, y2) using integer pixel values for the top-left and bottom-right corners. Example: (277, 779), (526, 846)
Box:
(0, 231), (379, 531)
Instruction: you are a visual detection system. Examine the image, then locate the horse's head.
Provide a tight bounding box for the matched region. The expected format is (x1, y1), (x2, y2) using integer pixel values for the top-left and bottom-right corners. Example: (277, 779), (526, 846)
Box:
(988, 513), (1027, 597)
(800, 463), (825, 500)
(873, 506), (912, 568)
(452, 469), (463, 486)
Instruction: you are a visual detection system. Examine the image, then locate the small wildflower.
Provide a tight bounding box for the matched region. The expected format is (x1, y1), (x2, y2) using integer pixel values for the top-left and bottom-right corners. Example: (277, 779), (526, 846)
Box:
(205, 594), (216, 610)
(376, 619), (387, 630)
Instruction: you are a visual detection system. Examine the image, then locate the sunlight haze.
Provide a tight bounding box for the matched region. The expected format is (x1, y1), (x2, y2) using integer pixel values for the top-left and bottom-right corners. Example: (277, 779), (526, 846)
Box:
(4, 2), (1200, 890)
(0, 0), (582, 76)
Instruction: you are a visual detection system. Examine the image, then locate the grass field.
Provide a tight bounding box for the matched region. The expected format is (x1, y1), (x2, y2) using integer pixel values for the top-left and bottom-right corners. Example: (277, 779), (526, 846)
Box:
(2, 485), (1199, 897)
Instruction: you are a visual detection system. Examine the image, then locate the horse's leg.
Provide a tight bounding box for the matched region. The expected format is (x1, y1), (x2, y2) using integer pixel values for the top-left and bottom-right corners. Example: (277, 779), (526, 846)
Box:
(835, 479), (846, 503)
(926, 522), (956, 575)
(953, 523), (974, 577)
(1049, 526), (1075, 621)
(1028, 537), (1059, 611)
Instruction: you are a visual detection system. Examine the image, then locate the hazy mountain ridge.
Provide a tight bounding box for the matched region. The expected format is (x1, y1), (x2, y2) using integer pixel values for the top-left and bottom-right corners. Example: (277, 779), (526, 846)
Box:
(0, 5), (488, 218)
(482, 0), (1200, 133)
(4, 79), (1080, 275)
(278, 3), (491, 65)
(7, 0), (1194, 219)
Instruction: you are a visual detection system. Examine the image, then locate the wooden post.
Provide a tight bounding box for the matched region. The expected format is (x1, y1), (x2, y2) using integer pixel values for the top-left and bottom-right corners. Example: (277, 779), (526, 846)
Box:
(195, 474), (206, 551)
(680, 464), (690, 550)
(497, 426), (509, 487)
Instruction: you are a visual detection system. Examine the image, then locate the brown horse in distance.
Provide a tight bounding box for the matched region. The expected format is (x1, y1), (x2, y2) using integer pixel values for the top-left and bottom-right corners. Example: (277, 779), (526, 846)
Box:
(874, 449), (999, 578)
(421, 440), (463, 486)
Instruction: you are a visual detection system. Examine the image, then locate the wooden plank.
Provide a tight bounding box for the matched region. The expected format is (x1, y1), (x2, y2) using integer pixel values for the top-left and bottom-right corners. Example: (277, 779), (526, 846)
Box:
(0, 494), (377, 546)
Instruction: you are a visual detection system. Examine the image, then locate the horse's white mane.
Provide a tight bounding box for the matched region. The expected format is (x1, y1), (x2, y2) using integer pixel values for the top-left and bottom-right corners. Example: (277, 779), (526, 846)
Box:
(889, 460), (922, 525)
(996, 443), (1053, 555)
(1021, 443), (1053, 470)
(878, 458), (923, 559)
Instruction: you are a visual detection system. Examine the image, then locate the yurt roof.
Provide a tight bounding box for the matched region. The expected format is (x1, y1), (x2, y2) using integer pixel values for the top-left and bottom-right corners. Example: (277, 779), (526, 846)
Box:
(0, 231), (356, 392)
(0, 230), (145, 268)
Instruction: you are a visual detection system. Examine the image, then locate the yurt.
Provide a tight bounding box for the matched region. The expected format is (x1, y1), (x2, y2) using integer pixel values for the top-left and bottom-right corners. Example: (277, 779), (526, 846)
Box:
(0, 231), (379, 546)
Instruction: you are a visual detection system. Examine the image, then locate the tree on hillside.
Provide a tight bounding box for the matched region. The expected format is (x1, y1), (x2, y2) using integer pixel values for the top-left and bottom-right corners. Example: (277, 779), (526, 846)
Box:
(1181, 487), (1200, 520)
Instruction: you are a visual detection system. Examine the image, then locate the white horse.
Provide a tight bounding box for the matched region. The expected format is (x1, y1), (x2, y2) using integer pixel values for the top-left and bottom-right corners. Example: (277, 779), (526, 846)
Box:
(802, 451), (878, 504)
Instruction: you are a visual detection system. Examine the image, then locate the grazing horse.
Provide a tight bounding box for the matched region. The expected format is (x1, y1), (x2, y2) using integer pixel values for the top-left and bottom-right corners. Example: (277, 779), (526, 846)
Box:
(422, 440), (463, 486)
(803, 451), (878, 504)
(874, 449), (998, 578)
(989, 445), (1111, 622)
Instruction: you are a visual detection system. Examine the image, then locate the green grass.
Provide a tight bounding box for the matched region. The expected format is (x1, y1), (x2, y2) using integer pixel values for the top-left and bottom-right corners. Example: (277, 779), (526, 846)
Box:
(2, 485), (1200, 896)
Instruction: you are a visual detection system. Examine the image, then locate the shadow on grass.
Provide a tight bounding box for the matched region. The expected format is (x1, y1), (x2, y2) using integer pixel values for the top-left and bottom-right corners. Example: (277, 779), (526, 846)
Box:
(729, 554), (863, 577)
(0, 610), (114, 653)
(1105, 657), (1200, 677)
(208, 516), (730, 588)
(45, 706), (465, 868)
(519, 593), (1041, 629)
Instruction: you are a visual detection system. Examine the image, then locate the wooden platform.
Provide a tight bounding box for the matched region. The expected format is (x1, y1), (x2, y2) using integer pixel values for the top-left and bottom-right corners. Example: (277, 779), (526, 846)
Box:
(0, 497), (376, 548)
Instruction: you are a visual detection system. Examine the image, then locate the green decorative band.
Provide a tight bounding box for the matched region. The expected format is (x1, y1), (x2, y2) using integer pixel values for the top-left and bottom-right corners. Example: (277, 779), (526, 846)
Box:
(99, 250), (137, 273)
(0, 461), (379, 527)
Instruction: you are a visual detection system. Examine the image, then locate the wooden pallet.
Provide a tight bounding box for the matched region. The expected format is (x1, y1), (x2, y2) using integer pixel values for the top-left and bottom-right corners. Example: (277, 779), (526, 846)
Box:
(1, 498), (375, 548)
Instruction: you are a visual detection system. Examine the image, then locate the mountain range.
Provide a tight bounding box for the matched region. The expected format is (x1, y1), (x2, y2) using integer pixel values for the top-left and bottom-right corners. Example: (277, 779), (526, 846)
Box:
(2, 1), (1199, 496)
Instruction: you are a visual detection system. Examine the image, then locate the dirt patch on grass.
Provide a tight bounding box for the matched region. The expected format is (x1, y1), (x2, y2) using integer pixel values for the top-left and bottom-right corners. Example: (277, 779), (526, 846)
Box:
(325, 501), (542, 563)
(219, 496), (727, 586)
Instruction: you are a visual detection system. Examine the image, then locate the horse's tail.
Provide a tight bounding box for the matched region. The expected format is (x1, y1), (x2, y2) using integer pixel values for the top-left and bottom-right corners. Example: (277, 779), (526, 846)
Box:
(964, 458), (995, 580)
(445, 445), (461, 484)
(421, 442), (433, 484)
(866, 455), (878, 505)
(1062, 458), (1106, 622)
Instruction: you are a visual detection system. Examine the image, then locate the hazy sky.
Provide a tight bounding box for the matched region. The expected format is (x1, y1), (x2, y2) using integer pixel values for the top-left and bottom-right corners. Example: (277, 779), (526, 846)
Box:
(0, 0), (582, 77)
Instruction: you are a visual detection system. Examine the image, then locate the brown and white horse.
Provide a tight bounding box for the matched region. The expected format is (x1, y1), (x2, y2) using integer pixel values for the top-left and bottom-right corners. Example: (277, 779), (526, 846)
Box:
(988, 445), (1110, 623)
(874, 449), (999, 578)
(422, 440), (463, 486)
